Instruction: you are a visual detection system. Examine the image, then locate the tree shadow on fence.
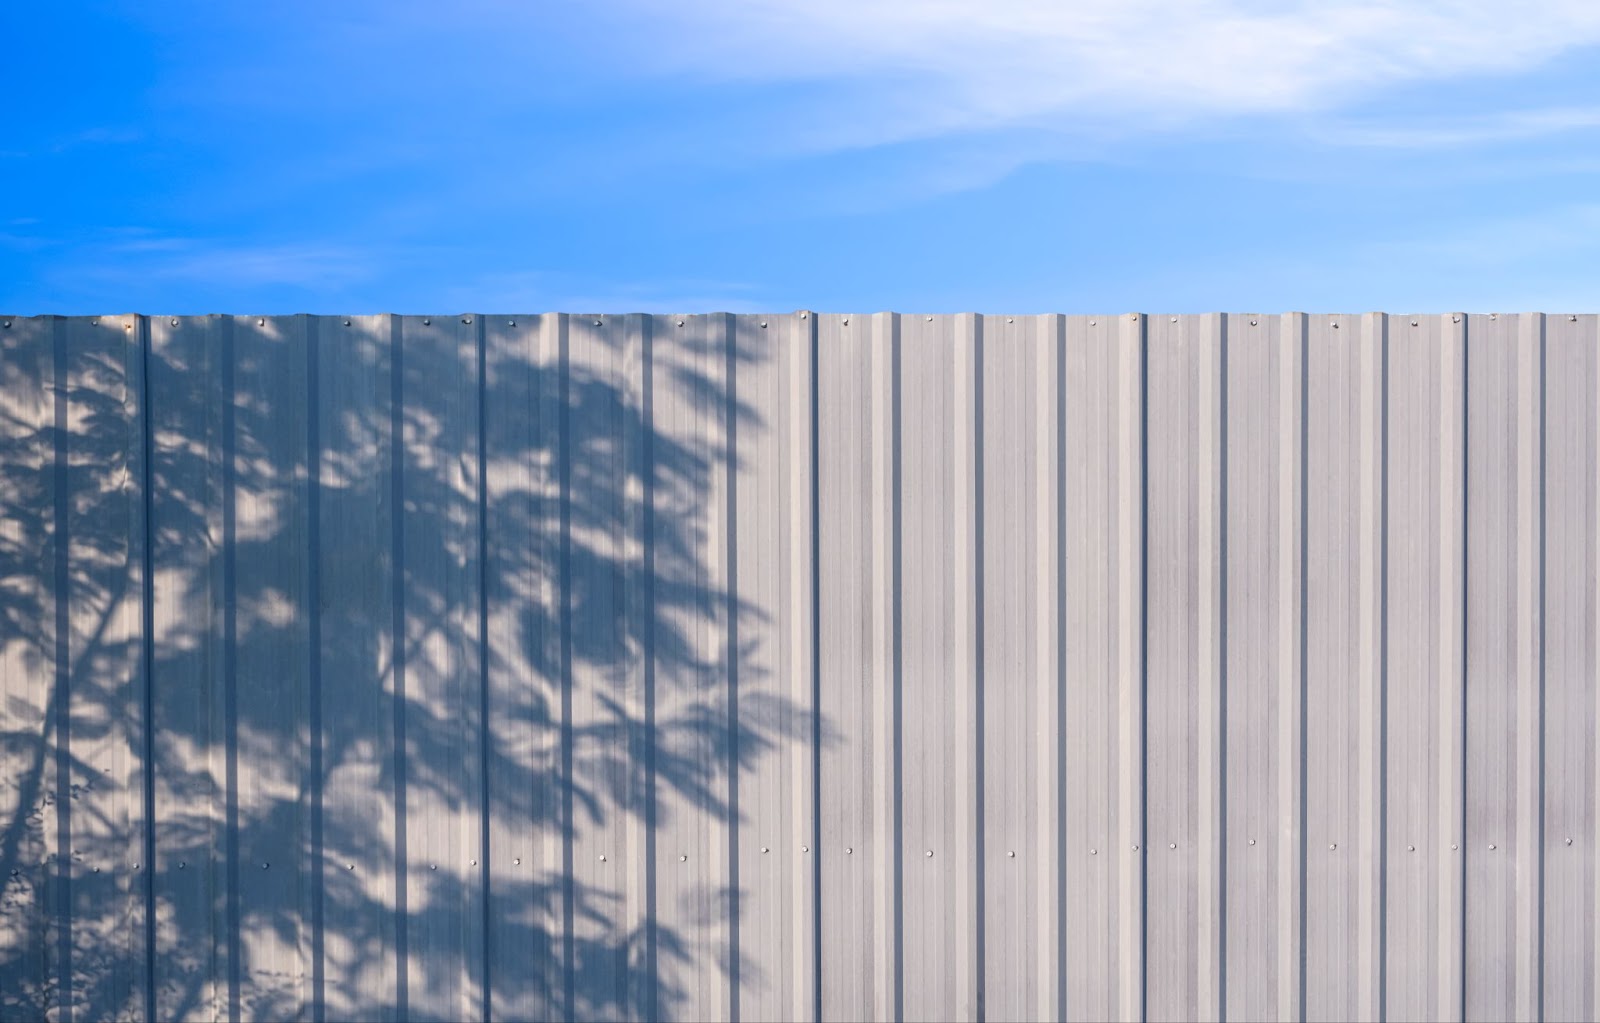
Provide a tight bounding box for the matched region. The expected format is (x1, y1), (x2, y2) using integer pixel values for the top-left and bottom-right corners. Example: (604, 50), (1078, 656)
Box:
(0, 313), (823, 1022)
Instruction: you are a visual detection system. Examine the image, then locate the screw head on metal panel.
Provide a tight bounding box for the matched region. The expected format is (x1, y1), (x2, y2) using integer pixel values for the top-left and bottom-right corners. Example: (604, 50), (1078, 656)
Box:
(1331, 322), (1340, 329)
(343, 319), (351, 326)
(1132, 845), (1139, 851)
(257, 319), (265, 326)
(1571, 315), (1579, 321)
(1, 321), (9, 328)
(514, 857), (522, 865)
(509, 320), (516, 326)
(170, 318), (178, 325)
(802, 845), (809, 853)
(761, 321), (768, 328)
(347, 863), (355, 870)
(679, 855), (687, 862)
(1566, 838), (1573, 846)
(1007, 318), (1014, 323)
(1248, 838), (1256, 846)
(1008, 851), (1015, 858)
(761, 847), (769, 854)
(262, 862), (269, 869)
(1451, 843), (1458, 850)
(1249, 319), (1257, 326)
(463, 317), (472, 324)
(1490, 313), (1498, 319)
(93, 867), (99, 873)
(845, 847), (853, 855)
(1089, 320), (1096, 326)
(843, 318), (850, 325)
(1410, 320), (1418, 326)
(126, 323), (133, 330)
(470, 859), (477, 866)
(1170, 317), (1178, 322)
(178, 862), (186, 869)
(1090, 849), (1097, 856)
(1329, 843), (1337, 850)
(423, 318), (431, 325)
(133, 863), (140, 870)
(599, 854), (607, 862)
(1169, 843), (1176, 849)
(430, 864), (437, 870)
(1489, 844), (1496, 850)
(594, 319), (602, 326)
(925, 850), (933, 858)
(800, 312), (808, 319)
(927, 316), (933, 321)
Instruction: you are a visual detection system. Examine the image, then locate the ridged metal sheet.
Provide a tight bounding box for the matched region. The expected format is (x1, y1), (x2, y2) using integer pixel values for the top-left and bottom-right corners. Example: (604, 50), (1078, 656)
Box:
(1, 312), (1599, 1022)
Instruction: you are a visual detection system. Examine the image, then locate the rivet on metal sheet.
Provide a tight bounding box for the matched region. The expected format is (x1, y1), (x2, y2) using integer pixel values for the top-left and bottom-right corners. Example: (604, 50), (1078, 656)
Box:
(93, 867), (99, 873)
(800, 312), (808, 319)
(1089, 320), (1096, 326)
(1090, 849), (1097, 856)
(347, 863), (355, 870)
(679, 855), (687, 862)
(802, 846), (809, 853)
(1170, 317), (1178, 322)
(1329, 844), (1337, 850)
(423, 318), (431, 325)
(257, 319), (265, 326)
(925, 850), (933, 858)
(1007, 318), (1014, 323)
(1248, 839), (1256, 846)
(926, 316), (933, 321)
(1169, 843), (1176, 850)
(761, 847), (769, 854)
(1566, 838), (1573, 846)
(1007, 851), (1015, 858)
(343, 319), (351, 326)
(514, 857), (522, 865)
(845, 847), (853, 855)
(1451, 843), (1458, 850)
(1249, 320), (1257, 326)
(761, 321), (768, 328)
(1488, 844), (1496, 850)
(1407, 845), (1415, 852)
(133, 863), (140, 871)
(509, 320), (516, 326)
(843, 319), (850, 325)
(171, 318), (179, 325)
(599, 855), (607, 862)
(1331, 322), (1339, 328)
(1132, 845), (1140, 851)
(1452, 315), (1460, 322)
(470, 859), (478, 866)
(1571, 315), (1579, 322)
(677, 320), (685, 326)
(463, 317), (472, 324)
(1410, 320), (1418, 326)
(179, 862), (186, 869)
(431, 864), (437, 870)
(1490, 313), (1498, 319)
(594, 319), (602, 326)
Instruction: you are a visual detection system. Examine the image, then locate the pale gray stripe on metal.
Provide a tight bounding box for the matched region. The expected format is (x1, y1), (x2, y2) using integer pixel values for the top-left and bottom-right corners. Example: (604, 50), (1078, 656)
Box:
(4, 312), (1600, 1022)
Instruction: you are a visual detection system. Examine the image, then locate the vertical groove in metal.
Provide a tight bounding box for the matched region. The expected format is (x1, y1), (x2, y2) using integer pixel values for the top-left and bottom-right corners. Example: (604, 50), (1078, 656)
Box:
(139, 314), (158, 1023)
(1378, 316), (1391, 1023)
(1296, 314), (1310, 1023)
(971, 315), (986, 1023)
(1055, 314), (1068, 1023)
(1535, 315), (1547, 1023)
(1217, 316), (1230, 1023)
(724, 314), (741, 1023)
(557, 314), (576, 1022)
(475, 315), (492, 1023)
(304, 314), (326, 1023)
(1459, 314), (1470, 1023)
(889, 315), (904, 1023)
(639, 314), (658, 1023)
(1137, 313), (1149, 1023)
(807, 311), (823, 1023)
(220, 316), (241, 1023)
(388, 315), (409, 1021)
(50, 316), (72, 1023)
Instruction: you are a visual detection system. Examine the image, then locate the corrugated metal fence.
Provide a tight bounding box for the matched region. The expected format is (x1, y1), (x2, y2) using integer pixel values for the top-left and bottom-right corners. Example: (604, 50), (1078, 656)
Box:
(0, 312), (1596, 1022)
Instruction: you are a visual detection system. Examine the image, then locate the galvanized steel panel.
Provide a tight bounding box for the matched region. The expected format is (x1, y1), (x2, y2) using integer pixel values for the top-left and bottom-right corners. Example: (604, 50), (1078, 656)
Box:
(5, 311), (1600, 1022)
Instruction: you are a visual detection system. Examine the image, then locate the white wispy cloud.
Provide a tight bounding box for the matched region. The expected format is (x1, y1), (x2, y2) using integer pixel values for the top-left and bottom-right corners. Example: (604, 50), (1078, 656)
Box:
(608, 0), (1600, 144)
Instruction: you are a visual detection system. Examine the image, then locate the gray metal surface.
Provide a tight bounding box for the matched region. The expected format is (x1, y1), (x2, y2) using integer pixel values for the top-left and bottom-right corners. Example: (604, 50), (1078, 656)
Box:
(2, 312), (1599, 1022)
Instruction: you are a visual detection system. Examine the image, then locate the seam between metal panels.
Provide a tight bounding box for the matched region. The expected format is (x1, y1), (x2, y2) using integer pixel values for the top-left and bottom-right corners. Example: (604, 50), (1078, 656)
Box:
(139, 314), (158, 1023)
(389, 315), (409, 1021)
(972, 315), (988, 1023)
(1054, 314), (1068, 1023)
(558, 316), (576, 1022)
(1222, 316), (1235, 1022)
(475, 315), (492, 1023)
(1378, 317), (1390, 1023)
(1297, 315), (1310, 1023)
(640, 316), (659, 1023)
(725, 314), (742, 1023)
(808, 312), (823, 1023)
(1137, 313), (1150, 1023)
(889, 315), (904, 1023)
(51, 316), (72, 1022)
(305, 315), (326, 1023)
(1458, 318), (1469, 1023)
(221, 316), (242, 1023)
(1536, 315), (1547, 1023)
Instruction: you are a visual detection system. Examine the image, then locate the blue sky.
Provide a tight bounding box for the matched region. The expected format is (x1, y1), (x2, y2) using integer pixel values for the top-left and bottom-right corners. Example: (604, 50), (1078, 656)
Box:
(5, 0), (1600, 313)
